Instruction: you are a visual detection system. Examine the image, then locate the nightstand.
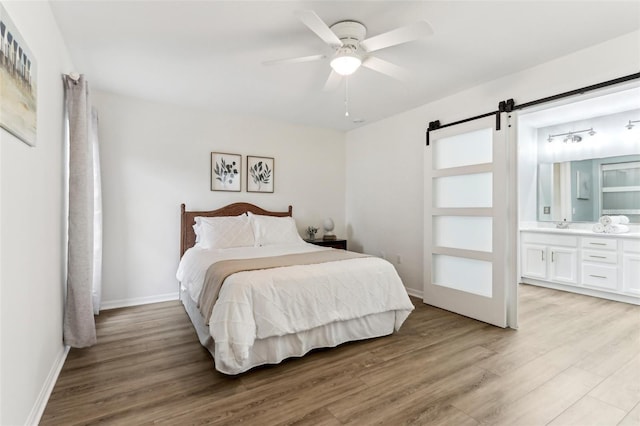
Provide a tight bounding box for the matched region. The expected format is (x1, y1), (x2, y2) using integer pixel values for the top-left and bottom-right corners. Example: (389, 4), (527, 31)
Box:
(304, 238), (347, 250)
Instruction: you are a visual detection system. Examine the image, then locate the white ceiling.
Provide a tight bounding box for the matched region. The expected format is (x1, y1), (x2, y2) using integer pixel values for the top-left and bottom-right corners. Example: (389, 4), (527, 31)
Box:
(49, 1), (640, 131)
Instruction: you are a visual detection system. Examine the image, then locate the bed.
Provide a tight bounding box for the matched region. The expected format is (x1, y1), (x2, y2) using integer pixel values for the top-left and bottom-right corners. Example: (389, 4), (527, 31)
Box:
(177, 202), (414, 374)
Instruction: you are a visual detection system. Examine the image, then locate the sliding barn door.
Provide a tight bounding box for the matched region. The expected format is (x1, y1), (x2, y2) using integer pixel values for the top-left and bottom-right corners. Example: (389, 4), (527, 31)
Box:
(424, 114), (513, 328)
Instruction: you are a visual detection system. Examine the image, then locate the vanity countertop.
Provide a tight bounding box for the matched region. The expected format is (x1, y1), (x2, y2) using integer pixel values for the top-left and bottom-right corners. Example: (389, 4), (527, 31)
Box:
(520, 227), (640, 239)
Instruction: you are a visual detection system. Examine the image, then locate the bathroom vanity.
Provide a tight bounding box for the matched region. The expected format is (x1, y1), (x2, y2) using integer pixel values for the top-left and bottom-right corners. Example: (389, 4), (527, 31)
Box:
(520, 228), (640, 304)
(516, 85), (640, 304)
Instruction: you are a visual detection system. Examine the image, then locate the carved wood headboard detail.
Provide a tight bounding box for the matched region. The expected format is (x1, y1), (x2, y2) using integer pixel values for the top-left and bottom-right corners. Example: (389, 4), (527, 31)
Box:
(180, 202), (293, 258)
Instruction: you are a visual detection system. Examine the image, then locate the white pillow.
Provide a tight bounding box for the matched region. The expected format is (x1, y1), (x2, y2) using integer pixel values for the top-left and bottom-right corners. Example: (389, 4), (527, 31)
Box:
(193, 224), (201, 243)
(248, 212), (304, 246)
(194, 215), (255, 249)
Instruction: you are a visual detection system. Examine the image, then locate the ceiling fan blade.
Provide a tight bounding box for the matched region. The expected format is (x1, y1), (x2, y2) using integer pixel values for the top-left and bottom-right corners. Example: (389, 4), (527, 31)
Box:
(294, 10), (343, 48)
(262, 54), (325, 66)
(360, 21), (433, 53)
(323, 70), (342, 92)
(361, 56), (410, 82)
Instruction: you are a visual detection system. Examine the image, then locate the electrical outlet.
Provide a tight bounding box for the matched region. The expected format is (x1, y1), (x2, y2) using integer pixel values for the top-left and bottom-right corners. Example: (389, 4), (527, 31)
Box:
(380, 251), (386, 259)
(396, 255), (402, 264)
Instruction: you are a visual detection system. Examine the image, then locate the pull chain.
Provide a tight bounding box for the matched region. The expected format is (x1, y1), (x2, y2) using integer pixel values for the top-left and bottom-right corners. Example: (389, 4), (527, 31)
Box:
(344, 77), (350, 117)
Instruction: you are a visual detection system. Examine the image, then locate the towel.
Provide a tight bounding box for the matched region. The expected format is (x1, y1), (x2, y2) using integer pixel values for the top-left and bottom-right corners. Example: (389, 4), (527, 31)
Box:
(592, 223), (605, 233)
(600, 215), (630, 225)
(603, 224), (629, 234)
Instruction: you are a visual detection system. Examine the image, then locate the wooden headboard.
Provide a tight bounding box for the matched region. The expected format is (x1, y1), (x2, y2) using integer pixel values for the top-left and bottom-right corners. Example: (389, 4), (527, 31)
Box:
(180, 202), (293, 258)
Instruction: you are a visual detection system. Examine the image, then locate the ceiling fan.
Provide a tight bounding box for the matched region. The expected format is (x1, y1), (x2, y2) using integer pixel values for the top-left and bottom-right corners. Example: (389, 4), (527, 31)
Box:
(264, 10), (433, 91)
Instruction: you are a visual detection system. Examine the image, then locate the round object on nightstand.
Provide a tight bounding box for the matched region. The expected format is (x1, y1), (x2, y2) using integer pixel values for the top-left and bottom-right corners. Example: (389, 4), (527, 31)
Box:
(323, 218), (336, 240)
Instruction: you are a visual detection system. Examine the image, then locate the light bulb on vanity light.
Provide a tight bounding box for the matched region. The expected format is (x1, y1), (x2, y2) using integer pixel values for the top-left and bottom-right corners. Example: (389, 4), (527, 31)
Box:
(626, 120), (640, 130)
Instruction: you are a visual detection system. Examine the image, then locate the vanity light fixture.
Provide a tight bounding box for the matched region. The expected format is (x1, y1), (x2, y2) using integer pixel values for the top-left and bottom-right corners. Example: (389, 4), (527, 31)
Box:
(547, 127), (596, 143)
(625, 120), (640, 130)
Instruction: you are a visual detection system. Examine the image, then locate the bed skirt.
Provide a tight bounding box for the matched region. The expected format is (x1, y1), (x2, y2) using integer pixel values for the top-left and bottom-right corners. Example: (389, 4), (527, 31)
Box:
(180, 287), (396, 374)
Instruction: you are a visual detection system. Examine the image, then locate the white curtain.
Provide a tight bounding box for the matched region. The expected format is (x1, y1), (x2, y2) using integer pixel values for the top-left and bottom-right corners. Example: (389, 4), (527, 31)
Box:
(63, 74), (101, 347)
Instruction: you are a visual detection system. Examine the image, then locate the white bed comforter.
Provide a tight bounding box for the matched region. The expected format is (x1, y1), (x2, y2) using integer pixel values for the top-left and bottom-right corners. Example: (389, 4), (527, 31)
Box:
(177, 243), (414, 368)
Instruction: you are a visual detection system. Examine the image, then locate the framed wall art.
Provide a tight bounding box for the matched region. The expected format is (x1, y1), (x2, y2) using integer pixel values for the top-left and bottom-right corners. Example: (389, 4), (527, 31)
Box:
(247, 155), (274, 193)
(211, 152), (241, 192)
(0, 3), (37, 146)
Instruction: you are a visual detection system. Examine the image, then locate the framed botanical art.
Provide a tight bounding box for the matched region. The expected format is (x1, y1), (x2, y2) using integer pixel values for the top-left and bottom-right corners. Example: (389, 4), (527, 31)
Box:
(211, 152), (241, 192)
(0, 3), (38, 146)
(247, 156), (274, 193)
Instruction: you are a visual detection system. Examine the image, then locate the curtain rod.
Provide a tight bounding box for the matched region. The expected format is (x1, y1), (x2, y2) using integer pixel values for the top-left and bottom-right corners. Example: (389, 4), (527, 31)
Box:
(425, 71), (640, 146)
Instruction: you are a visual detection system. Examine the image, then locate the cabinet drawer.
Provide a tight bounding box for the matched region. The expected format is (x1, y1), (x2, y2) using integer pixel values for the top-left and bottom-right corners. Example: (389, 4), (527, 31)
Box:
(581, 237), (617, 251)
(582, 264), (618, 290)
(582, 250), (617, 264)
(623, 239), (640, 254)
(521, 232), (577, 247)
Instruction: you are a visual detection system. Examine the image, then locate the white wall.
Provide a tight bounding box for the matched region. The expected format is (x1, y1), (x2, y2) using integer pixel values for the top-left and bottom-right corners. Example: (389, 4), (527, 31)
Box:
(0, 1), (74, 424)
(92, 90), (346, 307)
(346, 31), (640, 296)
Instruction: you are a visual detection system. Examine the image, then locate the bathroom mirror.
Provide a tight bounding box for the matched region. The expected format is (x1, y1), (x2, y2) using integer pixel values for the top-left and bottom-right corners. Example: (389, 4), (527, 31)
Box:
(537, 154), (640, 223)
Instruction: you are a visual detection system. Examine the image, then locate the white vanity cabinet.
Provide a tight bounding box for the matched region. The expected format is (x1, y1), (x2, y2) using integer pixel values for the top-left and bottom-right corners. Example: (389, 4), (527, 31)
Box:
(623, 239), (640, 296)
(521, 233), (578, 285)
(550, 247), (579, 284)
(520, 230), (639, 304)
(581, 237), (618, 291)
(521, 243), (547, 279)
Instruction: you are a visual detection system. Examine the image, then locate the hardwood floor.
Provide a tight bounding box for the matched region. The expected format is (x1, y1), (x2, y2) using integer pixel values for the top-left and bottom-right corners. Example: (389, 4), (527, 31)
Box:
(42, 284), (640, 425)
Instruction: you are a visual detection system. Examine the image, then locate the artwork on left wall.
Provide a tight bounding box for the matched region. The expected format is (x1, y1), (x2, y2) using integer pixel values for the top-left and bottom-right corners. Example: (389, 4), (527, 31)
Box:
(211, 152), (241, 191)
(0, 3), (37, 147)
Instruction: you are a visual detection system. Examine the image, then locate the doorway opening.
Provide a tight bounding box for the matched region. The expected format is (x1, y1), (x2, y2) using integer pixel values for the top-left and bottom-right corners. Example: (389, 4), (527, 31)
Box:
(517, 81), (640, 305)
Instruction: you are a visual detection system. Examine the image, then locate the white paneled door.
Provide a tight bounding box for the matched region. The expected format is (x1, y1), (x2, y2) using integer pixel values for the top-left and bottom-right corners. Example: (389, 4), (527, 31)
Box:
(424, 114), (516, 328)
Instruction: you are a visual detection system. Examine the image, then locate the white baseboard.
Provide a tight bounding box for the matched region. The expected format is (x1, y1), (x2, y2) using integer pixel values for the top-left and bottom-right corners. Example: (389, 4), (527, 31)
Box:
(100, 292), (179, 310)
(406, 287), (423, 299)
(26, 344), (70, 426)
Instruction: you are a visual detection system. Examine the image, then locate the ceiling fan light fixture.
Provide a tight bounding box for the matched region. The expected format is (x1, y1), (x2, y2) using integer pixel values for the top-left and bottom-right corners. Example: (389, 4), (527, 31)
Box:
(330, 48), (362, 76)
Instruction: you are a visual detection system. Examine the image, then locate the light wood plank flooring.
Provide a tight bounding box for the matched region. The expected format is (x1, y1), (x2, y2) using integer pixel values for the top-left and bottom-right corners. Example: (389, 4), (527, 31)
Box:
(42, 284), (640, 425)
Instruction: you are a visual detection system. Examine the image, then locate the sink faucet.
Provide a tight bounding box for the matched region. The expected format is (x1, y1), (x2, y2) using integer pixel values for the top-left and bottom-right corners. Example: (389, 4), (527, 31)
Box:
(556, 220), (569, 229)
